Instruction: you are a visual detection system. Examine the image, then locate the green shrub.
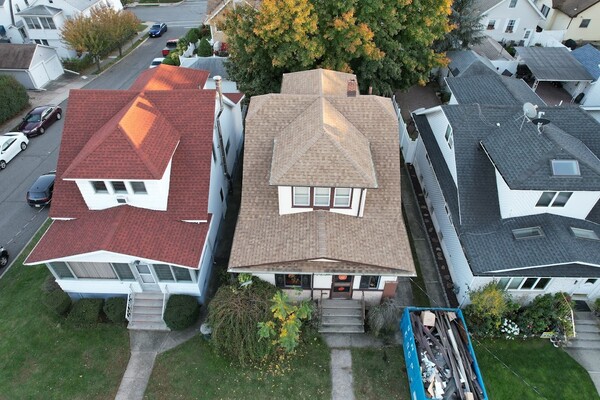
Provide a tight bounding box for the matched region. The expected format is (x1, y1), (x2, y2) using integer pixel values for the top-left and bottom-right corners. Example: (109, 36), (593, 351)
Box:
(198, 24), (211, 38)
(594, 298), (600, 316)
(61, 55), (93, 73)
(186, 28), (200, 45)
(367, 298), (402, 336)
(67, 298), (104, 326)
(208, 278), (278, 365)
(515, 293), (573, 335)
(464, 282), (511, 337)
(103, 297), (127, 324)
(164, 295), (200, 330)
(43, 289), (72, 316)
(197, 38), (213, 57)
(162, 54), (179, 66)
(0, 75), (29, 125)
(41, 275), (61, 293)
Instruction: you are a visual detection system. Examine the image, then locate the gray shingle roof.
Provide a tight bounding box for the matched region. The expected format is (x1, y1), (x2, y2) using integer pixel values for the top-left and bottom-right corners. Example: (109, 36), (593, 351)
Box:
(16, 5), (61, 16)
(0, 43), (36, 69)
(188, 56), (229, 79)
(552, 0), (600, 17)
(516, 46), (594, 81)
(417, 104), (600, 276)
(446, 74), (546, 106)
(447, 50), (496, 77)
(473, 0), (504, 13)
(572, 44), (600, 81)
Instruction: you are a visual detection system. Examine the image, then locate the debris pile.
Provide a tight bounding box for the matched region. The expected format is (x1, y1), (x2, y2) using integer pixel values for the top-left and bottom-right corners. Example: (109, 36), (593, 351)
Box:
(408, 310), (486, 400)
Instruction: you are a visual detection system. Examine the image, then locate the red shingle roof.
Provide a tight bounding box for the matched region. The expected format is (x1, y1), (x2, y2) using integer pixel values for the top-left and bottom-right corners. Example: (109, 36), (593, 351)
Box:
(26, 65), (216, 268)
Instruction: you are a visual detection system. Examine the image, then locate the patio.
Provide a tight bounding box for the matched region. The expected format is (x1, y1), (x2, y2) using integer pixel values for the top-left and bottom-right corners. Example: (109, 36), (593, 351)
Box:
(529, 81), (574, 107)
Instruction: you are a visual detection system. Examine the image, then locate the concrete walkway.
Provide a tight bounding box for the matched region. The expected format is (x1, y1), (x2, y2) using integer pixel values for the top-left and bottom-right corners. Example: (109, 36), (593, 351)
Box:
(115, 324), (199, 400)
(566, 310), (600, 395)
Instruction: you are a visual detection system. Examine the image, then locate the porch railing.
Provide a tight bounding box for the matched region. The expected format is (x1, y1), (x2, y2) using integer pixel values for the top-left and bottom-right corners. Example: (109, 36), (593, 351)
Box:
(319, 290), (324, 319)
(126, 284), (135, 322)
(361, 291), (366, 322)
(161, 284), (170, 321)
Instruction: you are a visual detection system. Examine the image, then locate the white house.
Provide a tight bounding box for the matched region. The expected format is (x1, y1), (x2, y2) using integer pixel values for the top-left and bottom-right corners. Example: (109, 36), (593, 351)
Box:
(476, 0), (546, 45)
(536, 0), (600, 41)
(571, 44), (600, 122)
(228, 69), (416, 332)
(0, 0), (122, 59)
(25, 65), (245, 330)
(0, 42), (63, 88)
(400, 65), (600, 306)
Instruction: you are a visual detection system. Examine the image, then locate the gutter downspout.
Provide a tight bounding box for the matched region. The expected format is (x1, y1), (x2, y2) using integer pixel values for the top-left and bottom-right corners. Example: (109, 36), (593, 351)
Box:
(214, 75), (233, 192)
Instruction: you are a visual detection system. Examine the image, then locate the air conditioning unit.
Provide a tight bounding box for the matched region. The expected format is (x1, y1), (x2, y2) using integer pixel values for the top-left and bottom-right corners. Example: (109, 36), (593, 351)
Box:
(116, 196), (128, 204)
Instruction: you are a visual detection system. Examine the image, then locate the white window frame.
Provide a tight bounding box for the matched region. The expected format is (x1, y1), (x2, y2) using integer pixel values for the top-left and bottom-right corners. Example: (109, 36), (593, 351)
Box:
(487, 19), (496, 30)
(541, 4), (550, 17)
(314, 187), (331, 207)
(509, 0), (518, 8)
(500, 277), (551, 290)
(292, 187), (310, 207)
(536, 191), (572, 207)
(333, 188), (351, 208)
(445, 125), (453, 149)
(505, 19), (516, 33)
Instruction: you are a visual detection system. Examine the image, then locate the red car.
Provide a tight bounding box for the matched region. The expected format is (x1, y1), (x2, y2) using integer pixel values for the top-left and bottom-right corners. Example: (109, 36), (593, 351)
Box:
(17, 105), (62, 137)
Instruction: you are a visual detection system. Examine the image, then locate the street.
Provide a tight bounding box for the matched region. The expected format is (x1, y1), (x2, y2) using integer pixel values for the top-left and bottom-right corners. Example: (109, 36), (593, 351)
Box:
(0, 0), (207, 276)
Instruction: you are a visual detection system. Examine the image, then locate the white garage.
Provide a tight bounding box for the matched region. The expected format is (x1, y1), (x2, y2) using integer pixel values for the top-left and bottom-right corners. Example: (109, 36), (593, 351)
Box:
(0, 43), (64, 89)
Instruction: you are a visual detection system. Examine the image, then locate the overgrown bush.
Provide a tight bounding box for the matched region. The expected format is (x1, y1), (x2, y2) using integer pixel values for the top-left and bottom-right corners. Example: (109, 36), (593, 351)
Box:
(208, 278), (278, 365)
(464, 282), (512, 336)
(515, 293), (573, 335)
(67, 298), (104, 326)
(186, 28), (200, 45)
(198, 24), (210, 38)
(103, 297), (127, 324)
(0, 75), (29, 125)
(61, 55), (94, 72)
(43, 288), (72, 316)
(197, 38), (213, 57)
(162, 53), (180, 66)
(164, 295), (200, 330)
(41, 275), (61, 293)
(367, 298), (402, 337)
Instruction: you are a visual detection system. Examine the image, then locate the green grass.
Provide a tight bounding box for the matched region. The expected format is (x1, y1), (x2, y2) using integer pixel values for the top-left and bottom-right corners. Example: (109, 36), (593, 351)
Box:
(352, 346), (411, 400)
(145, 335), (331, 399)
(475, 339), (600, 400)
(0, 220), (130, 399)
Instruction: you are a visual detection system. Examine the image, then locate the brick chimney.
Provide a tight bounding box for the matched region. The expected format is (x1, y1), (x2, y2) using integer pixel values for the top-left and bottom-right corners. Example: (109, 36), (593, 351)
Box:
(347, 79), (357, 97)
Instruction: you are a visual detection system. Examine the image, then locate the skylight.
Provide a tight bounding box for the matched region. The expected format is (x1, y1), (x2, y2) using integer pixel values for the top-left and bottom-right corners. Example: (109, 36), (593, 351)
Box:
(570, 227), (600, 241)
(551, 160), (580, 176)
(512, 227), (544, 240)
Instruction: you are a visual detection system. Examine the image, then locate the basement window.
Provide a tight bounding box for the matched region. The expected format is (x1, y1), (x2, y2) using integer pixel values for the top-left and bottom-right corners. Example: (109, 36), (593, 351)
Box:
(512, 226), (544, 239)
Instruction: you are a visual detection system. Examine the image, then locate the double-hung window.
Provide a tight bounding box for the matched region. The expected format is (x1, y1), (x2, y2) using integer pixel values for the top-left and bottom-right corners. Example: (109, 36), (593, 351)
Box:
(333, 188), (351, 207)
(506, 20), (516, 33)
(293, 187), (310, 206)
(313, 187), (330, 207)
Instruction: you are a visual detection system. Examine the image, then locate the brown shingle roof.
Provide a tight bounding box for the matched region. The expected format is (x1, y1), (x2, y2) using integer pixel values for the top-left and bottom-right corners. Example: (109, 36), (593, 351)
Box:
(553, 0), (600, 17)
(281, 69), (358, 96)
(229, 69), (415, 276)
(26, 65), (216, 268)
(0, 43), (36, 69)
(270, 97), (377, 188)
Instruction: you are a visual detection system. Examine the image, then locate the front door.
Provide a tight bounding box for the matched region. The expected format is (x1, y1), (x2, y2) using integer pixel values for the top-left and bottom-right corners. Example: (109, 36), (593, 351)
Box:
(573, 278), (598, 296)
(331, 275), (353, 299)
(135, 263), (160, 292)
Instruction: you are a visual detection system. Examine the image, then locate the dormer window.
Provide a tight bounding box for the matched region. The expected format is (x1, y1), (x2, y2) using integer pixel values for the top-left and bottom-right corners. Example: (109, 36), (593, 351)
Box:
(92, 181), (108, 193)
(131, 181), (147, 194)
(293, 187), (310, 206)
(552, 160), (580, 176)
(445, 125), (453, 149)
(314, 187), (330, 207)
(334, 188), (351, 207)
(111, 181), (127, 194)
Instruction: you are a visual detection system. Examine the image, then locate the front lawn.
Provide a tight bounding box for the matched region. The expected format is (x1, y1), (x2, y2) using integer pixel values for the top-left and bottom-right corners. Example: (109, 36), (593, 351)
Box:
(352, 346), (410, 400)
(0, 221), (130, 399)
(145, 335), (331, 399)
(475, 339), (600, 400)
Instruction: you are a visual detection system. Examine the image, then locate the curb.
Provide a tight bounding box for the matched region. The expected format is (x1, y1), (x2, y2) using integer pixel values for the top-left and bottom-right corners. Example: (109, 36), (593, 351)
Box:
(95, 31), (150, 77)
(0, 218), (50, 281)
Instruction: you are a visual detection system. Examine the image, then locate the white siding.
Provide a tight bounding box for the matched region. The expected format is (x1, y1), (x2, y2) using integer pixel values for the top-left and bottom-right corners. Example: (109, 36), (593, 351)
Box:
(428, 110), (458, 185)
(496, 169), (600, 219)
(580, 81), (600, 108)
(481, 0), (543, 43)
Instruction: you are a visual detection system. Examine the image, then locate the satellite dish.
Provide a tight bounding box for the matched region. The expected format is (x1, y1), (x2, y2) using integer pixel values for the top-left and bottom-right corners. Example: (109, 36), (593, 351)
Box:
(531, 118), (551, 125)
(523, 102), (538, 118)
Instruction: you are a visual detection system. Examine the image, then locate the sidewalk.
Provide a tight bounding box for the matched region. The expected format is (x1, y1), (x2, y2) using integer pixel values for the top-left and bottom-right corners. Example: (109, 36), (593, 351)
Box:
(0, 24), (151, 134)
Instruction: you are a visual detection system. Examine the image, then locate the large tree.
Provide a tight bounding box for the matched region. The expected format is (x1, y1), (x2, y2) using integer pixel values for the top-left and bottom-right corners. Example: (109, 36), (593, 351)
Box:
(223, 0), (452, 97)
(434, 0), (485, 52)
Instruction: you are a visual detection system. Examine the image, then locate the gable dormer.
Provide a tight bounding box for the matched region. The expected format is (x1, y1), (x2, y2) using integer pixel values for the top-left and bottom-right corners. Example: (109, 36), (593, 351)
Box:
(270, 97), (377, 217)
(61, 94), (180, 211)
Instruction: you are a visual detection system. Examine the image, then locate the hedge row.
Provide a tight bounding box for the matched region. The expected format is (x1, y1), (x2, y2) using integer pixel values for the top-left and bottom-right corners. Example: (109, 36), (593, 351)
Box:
(0, 75), (29, 125)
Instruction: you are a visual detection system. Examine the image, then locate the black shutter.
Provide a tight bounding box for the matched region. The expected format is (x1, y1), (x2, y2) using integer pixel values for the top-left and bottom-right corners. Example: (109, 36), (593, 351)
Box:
(359, 276), (369, 289)
(275, 274), (284, 288)
(301, 274), (312, 289)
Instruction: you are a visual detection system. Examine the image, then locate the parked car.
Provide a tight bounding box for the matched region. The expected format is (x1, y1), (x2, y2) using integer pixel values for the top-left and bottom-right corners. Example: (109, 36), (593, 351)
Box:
(0, 132), (28, 170)
(17, 105), (62, 137)
(149, 57), (165, 68)
(149, 23), (167, 38)
(162, 39), (178, 56)
(26, 171), (56, 207)
(0, 246), (8, 268)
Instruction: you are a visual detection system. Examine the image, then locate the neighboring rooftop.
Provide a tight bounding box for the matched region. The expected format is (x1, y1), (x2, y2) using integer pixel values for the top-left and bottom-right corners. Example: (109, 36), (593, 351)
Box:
(572, 44), (600, 81)
(471, 36), (515, 62)
(15, 5), (61, 16)
(188, 56), (229, 79)
(516, 46), (594, 82)
(446, 50), (496, 77)
(280, 68), (359, 96)
(0, 43), (36, 69)
(552, 0), (600, 17)
(446, 73), (546, 105)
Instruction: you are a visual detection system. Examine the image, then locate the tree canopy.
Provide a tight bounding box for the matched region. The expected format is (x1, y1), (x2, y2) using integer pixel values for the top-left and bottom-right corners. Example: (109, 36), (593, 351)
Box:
(434, 0), (485, 52)
(223, 0), (452, 96)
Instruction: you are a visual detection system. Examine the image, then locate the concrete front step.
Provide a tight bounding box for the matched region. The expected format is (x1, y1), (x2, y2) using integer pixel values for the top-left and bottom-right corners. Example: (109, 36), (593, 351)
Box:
(134, 292), (163, 300)
(574, 311), (595, 321)
(321, 299), (362, 309)
(127, 321), (169, 331)
(575, 324), (600, 334)
(322, 308), (362, 318)
(575, 319), (599, 326)
(131, 313), (163, 323)
(321, 316), (364, 326)
(573, 331), (600, 341)
(568, 339), (600, 350)
(134, 298), (163, 307)
(131, 306), (163, 315)
(319, 325), (364, 334)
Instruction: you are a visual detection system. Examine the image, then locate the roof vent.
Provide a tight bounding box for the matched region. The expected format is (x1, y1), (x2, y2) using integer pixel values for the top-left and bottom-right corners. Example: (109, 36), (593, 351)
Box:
(347, 79), (357, 97)
(116, 196), (128, 204)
